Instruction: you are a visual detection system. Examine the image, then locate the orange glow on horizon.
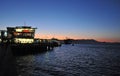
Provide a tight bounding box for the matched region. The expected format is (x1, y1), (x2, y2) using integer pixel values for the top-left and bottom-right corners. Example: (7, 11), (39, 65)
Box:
(96, 38), (120, 42)
(35, 34), (120, 42)
(35, 33), (66, 40)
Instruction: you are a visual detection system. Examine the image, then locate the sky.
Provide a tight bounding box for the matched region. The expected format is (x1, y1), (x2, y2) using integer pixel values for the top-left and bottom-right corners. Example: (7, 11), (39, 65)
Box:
(0, 0), (120, 42)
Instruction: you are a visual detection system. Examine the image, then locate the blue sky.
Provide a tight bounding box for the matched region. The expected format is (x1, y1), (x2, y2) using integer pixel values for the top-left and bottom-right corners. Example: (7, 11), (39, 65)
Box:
(0, 0), (120, 42)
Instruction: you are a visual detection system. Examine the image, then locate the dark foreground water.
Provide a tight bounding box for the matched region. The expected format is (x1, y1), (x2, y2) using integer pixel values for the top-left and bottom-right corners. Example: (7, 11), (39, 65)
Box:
(15, 44), (120, 76)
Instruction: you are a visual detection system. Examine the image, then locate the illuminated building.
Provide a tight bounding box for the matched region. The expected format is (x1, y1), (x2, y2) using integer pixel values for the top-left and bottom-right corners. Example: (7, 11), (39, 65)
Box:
(0, 30), (7, 43)
(7, 26), (36, 43)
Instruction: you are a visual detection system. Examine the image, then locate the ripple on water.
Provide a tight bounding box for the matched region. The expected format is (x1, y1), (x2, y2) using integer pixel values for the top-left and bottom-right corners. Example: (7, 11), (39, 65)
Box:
(16, 44), (120, 76)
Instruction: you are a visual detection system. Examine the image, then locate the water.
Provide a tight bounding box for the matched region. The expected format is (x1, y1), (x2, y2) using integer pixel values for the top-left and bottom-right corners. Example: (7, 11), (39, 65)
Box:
(15, 44), (120, 76)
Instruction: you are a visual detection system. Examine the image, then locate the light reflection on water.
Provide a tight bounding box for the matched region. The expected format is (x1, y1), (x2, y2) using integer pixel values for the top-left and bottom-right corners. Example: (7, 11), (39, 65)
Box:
(16, 44), (120, 76)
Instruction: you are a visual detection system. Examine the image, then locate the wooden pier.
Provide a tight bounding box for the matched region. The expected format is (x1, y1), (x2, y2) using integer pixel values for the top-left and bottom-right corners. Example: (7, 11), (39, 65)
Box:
(10, 42), (60, 55)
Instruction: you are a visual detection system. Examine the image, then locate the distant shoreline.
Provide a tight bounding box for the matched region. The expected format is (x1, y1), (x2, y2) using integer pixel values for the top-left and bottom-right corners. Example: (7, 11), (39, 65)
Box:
(62, 39), (120, 45)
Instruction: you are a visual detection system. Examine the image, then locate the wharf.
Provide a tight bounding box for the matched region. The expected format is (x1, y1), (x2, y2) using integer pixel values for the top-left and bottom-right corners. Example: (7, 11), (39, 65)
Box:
(10, 42), (60, 55)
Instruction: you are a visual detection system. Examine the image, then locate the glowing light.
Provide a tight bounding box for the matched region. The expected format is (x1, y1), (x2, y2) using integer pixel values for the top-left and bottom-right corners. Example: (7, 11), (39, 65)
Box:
(16, 29), (34, 32)
(14, 38), (34, 43)
(16, 29), (22, 32)
(22, 30), (29, 32)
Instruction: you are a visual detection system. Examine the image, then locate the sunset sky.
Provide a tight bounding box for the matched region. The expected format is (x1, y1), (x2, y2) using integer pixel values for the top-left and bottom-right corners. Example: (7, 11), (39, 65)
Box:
(0, 0), (120, 42)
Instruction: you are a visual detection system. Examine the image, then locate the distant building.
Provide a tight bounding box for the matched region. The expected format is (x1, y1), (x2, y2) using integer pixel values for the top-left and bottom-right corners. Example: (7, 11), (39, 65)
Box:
(7, 26), (36, 43)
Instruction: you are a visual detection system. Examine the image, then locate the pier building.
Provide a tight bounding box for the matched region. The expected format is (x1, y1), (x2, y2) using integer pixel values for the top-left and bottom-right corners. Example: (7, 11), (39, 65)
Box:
(7, 26), (36, 43)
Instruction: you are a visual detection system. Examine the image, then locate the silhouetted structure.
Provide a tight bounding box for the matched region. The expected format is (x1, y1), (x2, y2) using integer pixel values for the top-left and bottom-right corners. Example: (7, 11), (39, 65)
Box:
(64, 39), (73, 44)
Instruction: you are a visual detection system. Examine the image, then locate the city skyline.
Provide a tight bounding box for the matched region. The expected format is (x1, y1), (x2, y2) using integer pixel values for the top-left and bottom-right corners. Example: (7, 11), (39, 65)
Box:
(0, 0), (120, 42)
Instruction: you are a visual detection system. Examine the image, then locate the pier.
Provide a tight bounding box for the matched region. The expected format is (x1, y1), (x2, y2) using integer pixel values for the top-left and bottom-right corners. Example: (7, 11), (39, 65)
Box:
(0, 26), (61, 75)
(0, 26), (61, 53)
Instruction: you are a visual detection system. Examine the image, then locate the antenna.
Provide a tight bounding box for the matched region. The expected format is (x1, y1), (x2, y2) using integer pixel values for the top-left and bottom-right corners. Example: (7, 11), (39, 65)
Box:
(24, 21), (26, 26)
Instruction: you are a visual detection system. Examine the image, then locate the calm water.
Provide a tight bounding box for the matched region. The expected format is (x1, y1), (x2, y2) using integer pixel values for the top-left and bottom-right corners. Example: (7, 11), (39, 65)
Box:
(16, 44), (120, 76)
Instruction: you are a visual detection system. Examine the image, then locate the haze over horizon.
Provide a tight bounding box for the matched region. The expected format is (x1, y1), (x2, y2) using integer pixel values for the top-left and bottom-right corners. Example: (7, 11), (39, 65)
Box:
(0, 0), (120, 42)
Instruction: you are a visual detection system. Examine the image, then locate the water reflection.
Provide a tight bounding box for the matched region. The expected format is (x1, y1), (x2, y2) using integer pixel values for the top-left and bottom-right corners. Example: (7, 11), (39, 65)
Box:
(16, 55), (35, 76)
(16, 44), (120, 76)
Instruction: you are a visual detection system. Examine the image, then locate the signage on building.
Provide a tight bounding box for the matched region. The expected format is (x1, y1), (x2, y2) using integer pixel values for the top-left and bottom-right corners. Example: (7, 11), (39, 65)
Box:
(15, 29), (34, 32)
